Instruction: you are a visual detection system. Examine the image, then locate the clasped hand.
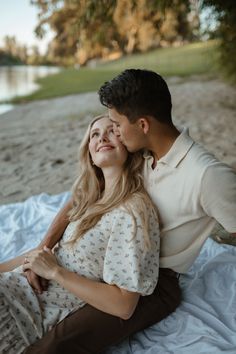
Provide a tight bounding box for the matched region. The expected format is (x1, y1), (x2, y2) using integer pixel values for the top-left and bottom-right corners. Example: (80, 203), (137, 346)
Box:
(23, 246), (59, 281)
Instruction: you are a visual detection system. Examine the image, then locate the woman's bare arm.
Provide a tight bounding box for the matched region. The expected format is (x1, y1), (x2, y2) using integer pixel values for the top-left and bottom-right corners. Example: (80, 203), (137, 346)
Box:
(54, 267), (140, 320)
(24, 248), (140, 320)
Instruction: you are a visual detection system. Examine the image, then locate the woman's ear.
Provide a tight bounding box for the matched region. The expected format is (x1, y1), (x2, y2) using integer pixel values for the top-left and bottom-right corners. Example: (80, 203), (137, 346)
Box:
(138, 118), (149, 134)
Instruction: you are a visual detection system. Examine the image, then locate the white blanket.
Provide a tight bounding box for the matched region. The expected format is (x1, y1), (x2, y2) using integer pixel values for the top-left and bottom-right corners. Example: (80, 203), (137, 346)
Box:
(0, 192), (235, 353)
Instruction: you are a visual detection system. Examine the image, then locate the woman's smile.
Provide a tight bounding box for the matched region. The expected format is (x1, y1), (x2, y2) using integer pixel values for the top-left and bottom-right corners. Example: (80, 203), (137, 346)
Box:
(97, 144), (114, 152)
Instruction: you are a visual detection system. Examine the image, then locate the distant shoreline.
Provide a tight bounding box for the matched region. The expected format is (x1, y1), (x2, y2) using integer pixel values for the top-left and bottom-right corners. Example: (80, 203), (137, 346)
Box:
(0, 65), (61, 112)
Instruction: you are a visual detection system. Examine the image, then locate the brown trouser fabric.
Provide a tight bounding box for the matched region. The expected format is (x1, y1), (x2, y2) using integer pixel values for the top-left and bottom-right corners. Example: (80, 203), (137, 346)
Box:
(24, 268), (181, 354)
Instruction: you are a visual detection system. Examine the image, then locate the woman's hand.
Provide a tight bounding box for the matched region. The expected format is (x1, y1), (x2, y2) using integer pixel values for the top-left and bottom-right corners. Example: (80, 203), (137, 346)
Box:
(24, 270), (48, 294)
(23, 246), (60, 280)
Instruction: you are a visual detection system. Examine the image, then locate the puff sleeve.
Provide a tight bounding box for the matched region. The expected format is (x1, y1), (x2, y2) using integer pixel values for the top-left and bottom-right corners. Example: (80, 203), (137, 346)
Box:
(103, 206), (160, 296)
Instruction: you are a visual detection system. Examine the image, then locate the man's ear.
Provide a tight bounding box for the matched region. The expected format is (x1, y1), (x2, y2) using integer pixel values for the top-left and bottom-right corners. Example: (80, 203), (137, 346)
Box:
(138, 118), (149, 134)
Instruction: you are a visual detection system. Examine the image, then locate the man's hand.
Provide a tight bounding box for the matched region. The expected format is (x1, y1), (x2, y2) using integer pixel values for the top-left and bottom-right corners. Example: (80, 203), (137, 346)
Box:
(25, 269), (48, 294)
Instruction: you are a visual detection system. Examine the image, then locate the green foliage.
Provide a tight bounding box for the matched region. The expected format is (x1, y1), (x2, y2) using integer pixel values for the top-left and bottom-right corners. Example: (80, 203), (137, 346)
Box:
(201, 0), (236, 81)
(0, 36), (27, 65)
(0, 35), (54, 66)
(0, 50), (23, 66)
(30, 1), (236, 80)
(31, 0), (199, 65)
(10, 40), (218, 103)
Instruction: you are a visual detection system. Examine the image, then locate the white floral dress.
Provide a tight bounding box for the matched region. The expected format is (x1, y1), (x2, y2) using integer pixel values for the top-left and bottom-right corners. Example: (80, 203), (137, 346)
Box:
(0, 205), (160, 354)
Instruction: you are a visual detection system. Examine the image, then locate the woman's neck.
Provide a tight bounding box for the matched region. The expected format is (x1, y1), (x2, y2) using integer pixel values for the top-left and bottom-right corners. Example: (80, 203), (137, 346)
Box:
(101, 167), (122, 199)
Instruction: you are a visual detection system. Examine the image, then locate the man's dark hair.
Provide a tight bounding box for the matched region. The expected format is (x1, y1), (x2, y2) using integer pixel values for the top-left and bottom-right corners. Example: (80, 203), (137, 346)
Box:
(98, 69), (172, 124)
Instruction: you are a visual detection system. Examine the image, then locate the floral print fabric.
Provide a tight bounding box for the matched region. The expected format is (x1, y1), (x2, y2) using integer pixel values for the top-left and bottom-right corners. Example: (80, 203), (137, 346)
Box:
(0, 205), (160, 353)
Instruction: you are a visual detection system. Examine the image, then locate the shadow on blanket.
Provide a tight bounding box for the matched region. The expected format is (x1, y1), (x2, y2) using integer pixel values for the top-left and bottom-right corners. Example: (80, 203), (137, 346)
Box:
(0, 192), (235, 354)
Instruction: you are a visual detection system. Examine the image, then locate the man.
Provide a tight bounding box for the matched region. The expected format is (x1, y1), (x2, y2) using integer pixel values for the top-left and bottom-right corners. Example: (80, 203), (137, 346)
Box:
(24, 69), (236, 353)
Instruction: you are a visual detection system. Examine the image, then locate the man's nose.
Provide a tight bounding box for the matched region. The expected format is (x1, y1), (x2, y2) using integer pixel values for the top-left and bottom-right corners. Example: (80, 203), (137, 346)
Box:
(113, 126), (120, 137)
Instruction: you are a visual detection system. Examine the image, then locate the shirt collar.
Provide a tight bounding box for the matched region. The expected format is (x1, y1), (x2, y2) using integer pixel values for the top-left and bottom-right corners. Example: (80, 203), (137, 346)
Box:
(143, 128), (194, 168)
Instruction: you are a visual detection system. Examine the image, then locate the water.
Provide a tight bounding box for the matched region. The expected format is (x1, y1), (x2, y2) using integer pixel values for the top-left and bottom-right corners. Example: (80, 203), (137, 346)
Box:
(0, 65), (61, 115)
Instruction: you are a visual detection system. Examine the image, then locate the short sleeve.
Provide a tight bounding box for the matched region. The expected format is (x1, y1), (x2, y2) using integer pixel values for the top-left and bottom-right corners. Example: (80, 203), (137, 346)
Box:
(200, 163), (236, 233)
(103, 207), (160, 296)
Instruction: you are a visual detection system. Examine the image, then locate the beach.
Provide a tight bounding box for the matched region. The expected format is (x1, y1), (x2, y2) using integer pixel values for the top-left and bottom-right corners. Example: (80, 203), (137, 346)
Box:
(1, 76), (236, 244)
(1, 76), (236, 206)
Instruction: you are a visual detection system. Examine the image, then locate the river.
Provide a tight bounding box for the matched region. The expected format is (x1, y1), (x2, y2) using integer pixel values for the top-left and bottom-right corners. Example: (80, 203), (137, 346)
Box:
(0, 65), (61, 115)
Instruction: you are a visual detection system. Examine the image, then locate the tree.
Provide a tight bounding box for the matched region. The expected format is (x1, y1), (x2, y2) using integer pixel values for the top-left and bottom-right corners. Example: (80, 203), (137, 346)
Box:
(200, 0), (236, 81)
(32, 0), (118, 65)
(2, 36), (29, 64)
(113, 0), (193, 53)
(3, 36), (18, 57)
(31, 0), (197, 65)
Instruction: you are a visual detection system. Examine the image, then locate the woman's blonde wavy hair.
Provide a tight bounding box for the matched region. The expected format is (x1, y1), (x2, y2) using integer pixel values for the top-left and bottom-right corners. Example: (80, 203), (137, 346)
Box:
(69, 114), (158, 248)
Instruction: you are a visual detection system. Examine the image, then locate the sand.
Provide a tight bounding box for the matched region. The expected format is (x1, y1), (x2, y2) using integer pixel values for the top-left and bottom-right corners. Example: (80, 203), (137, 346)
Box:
(0, 76), (235, 200)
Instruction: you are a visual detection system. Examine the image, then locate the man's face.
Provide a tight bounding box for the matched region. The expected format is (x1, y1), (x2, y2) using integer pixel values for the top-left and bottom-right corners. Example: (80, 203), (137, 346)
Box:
(108, 108), (145, 152)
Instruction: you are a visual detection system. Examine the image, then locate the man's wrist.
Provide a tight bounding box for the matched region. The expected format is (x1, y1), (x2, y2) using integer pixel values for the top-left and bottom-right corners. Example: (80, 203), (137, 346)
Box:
(38, 241), (52, 250)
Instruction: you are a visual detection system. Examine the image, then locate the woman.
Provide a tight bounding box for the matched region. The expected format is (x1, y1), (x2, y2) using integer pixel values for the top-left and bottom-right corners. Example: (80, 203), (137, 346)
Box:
(0, 115), (160, 354)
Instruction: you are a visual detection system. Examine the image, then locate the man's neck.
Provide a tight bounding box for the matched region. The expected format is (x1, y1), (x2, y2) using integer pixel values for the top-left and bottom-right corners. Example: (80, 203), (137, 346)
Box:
(148, 124), (180, 167)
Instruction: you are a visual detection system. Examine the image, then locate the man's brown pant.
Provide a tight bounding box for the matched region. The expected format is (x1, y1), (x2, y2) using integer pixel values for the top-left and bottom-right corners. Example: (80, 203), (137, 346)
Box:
(24, 268), (181, 354)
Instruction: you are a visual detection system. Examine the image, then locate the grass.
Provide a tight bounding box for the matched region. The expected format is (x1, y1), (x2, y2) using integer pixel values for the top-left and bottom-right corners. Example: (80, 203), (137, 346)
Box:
(99, 40), (219, 75)
(10, 40), (219, 103)
(11, 69), (121, 103)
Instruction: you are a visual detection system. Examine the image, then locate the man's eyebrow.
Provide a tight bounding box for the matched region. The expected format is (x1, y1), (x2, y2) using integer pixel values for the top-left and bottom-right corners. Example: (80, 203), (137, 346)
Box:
(110, 119), (118, 124)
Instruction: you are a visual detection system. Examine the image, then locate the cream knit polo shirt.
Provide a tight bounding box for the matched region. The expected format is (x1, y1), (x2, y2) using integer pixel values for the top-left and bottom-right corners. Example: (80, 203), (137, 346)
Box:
(143, 129), (236, 273)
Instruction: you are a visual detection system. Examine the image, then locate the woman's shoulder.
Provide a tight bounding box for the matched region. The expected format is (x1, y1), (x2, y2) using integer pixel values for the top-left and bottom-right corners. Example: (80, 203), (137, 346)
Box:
(99, 206), (134, 228)
(124, 194), (158, 217)
(112, 195), (158, 222)
(102, 206), (130, 221)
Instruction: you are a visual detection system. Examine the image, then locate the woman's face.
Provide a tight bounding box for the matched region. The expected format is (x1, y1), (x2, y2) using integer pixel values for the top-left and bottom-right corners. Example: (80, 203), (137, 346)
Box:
(89, 117), (128, 169)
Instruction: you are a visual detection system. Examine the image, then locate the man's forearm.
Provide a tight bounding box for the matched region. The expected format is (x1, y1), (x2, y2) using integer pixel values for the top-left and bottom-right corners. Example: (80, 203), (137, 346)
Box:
(0, 251), (30, 272)
(39, 198), (73, 249)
